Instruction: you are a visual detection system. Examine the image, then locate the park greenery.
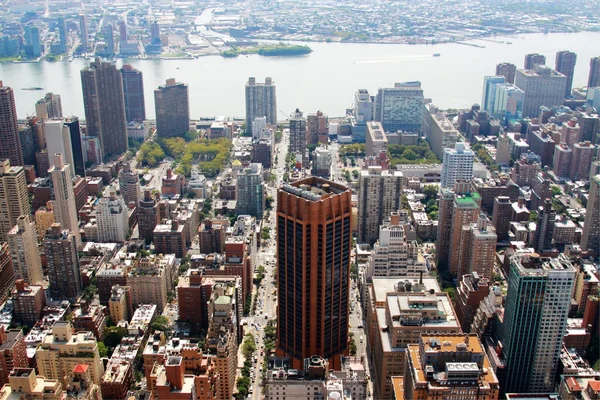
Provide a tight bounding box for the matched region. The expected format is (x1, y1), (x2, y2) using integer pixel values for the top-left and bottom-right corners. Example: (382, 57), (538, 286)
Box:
(137, 135), (231, 177)
(222, 43), (312, 58)
(388, 141), (439, 166)
(339, 144), (365, 157)
(137, 142), (165, 167)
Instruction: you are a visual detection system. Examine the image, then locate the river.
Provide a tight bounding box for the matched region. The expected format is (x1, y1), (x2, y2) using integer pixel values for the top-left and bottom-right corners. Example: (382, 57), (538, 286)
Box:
(1, 32), (599, 120)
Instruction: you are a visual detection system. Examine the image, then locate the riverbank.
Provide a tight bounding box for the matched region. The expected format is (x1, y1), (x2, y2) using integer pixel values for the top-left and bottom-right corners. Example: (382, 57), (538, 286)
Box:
(221, 43), (312, 58)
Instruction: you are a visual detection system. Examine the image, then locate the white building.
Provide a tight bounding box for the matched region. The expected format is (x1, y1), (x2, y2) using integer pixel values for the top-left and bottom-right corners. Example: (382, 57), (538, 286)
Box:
(252, 116), (267, 141)
(366, 212), (426, 279)
(49, 153), (81, 245)
(95, 189), (129, 242)
(187, 167), (208, 198)
(440, 142), (474, 189)
(44, 119), (75, 177)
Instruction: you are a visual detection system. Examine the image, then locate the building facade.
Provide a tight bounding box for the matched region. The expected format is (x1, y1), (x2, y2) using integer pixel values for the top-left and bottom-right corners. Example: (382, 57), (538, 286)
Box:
(0, 82), (24, 166)
(245, 77), (277, 132)
(357, 167), (403, 245)
(501, 253), (575, 394)
(81, 58), (128, 157)
(277, 178), (352, 370)
(375, 82), (424, 132)
(49, 153), (81, 245)
(515, 65), (568, 118)
(7, 215), (43, 285)
(120, 64), (146, 122)
(44, 223), (82, 301)
(440, 143), (474, 189)
(154, 79), (189, 138)
(0, 160), (29, 242)
(581, 175), (600, 256)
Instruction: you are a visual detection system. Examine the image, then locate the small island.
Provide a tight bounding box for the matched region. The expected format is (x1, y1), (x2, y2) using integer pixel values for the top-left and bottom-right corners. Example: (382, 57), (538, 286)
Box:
(221, 43), (312, 58)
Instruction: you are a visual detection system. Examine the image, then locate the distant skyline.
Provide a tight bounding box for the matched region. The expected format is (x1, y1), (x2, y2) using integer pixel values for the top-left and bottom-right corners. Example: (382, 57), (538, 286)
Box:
(1, 32), (600, 119)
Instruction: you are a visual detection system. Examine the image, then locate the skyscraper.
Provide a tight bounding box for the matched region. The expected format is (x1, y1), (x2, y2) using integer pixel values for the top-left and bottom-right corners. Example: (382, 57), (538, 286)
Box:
(354, 89), (373, 122)
(581, 175), (600, 256)
(502, 253), (575, 394)
(448, 190), (482, 276)
(236, 163), (264, 219)
(524, 53), (546, 69)
(24, 26), (41, 58)
(288, 109), (306, 156)
(118, 162), (141, 206)
(440, 143), (474, 189)
(121, 65), (146, 122)
(7, 216), (43, 286)
(306, 111), (328, 145)
(49, 153), (80, 245)
(154, 79), (189, 138)
(245, 77), (277, 133)
(104, 24), (115, 56)
(495, 62), (517, 84)
(0, 82), (24, 166)
(137, 190), (158, 242)
(0, 160), (28, 241)
(492, 196), (512, 241)
(482, 76), (506, 112)
(277, 178), (351, 370)
(515, 65), (568, 118)
(588, 56), (600, 88)
(44, 223), (82, 300)
(79, 14), (88, 52)
(44, 120), (75, 177)
(81, 58), (128, 157)
(459, 214), (497, 278)
(357, 166), (403, 244)
(56, 16), (67, 54)
(64, 117), (85, 177)
(532, 198), (555, 253)
(493, 83), (524, 122)
(36, 93), (63, 120)
(374, 81), (424, 132)
(555, 50), (577, 97)
(150, 21), (161, 45)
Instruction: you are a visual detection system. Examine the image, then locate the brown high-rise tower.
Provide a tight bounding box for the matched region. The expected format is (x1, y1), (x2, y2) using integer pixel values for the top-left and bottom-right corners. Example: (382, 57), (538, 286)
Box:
(0, 82), (24, 166)
(276, 177), (351, 369)
(81, 58), (128, 157)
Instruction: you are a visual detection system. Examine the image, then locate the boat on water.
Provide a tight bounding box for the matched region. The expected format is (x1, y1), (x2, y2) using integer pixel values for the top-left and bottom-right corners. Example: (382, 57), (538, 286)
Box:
(22, 87), (44, 91)
(433, 53), (441, 57)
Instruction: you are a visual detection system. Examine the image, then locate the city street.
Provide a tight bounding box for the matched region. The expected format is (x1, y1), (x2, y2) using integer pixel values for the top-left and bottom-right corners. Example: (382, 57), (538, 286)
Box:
(242, 131), (288, 399)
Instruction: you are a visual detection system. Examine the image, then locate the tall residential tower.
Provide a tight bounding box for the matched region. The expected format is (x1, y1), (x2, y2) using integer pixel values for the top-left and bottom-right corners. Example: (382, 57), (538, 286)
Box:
(245, 77), (277, 133)
(81, 58), (128, 157)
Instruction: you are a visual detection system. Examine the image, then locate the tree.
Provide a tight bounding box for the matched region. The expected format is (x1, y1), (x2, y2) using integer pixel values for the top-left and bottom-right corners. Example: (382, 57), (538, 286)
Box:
(242, 335), (257, 359)
(349, 340), (357, 356)
(423, 185), (439, 200)
(265, 196), (274, 210)
(261, 226), (271, 240)
(151, 316), (171, 332)
(98, 342), (108, 358)
(551, 185), (562, 196)
(529, 211), (539, 222)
